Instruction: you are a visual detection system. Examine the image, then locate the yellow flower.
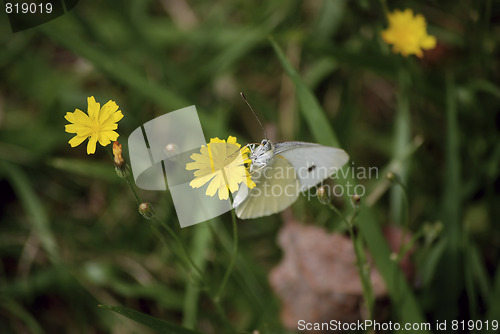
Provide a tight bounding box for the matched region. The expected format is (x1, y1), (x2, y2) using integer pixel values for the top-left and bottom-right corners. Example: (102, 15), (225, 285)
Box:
(381, 9), (436, 58)
(64, 96), (124, 154)
(186, 136), (256, 200)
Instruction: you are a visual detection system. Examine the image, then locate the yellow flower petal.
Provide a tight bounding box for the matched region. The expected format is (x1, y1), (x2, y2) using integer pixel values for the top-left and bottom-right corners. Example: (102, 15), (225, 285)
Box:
(87, 96), (100, 120)
(241, 145), (250, 155)
(64, 97), (123, 154)
(68, 135), (87, 147)
(193, 168), (214, 178)
(64, 109), (92, 126)
(186, 136), (254, 201)
(96, 123), (118, 132)
(186, 161), (201, 170)
(421, 35), (437, 49)
(87, 135), (98, 154)
(98, 132), (111, 146)
(188, 152), (211, 165)
(189, 172), (217, 189)
(246, 173), (256, 189)
(100, 130), (119, 142)
(65, 124), (89, 135)
(205, 173), (223, 197)
(227, 136), (239, 146)
(217, 183), (229, 200)
(209, 137), (224, 143)
(101, 111), (124, 127)
(98, 100), (119, 122)
(225, 167), (243, 193)
(381, 8), (436, 58)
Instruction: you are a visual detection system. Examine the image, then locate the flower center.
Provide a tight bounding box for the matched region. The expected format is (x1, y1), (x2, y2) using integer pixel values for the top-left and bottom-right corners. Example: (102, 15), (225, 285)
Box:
(395, 27), (411, 45)
(90, 119), (101, 134)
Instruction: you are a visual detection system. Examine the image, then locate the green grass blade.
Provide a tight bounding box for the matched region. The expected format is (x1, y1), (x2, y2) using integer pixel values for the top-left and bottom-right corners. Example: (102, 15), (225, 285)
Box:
(357, 208), (429, 328)
(314, 0), (346, 39)
(201, 25), (273, 79)
(269, 36), (339, 147)
(1, 299), (45, 334)
(486, 262), (500, 323)
(39, 22), (189, 111)
(469, 244), (491, 301)
(390, 69), (411, 224)
(49, 158), (119, 182)
(468, 79), (500, 99)
(365, 137), (423, 207)
(0, 161), (60, 264)
(99, 305), (203, 334)
(306, 43), (398, 77)
(432, 72), (462, 320)
(182, 225), (211, 328)
(443, 72), (461, 263)
(464, 231), (478, 319)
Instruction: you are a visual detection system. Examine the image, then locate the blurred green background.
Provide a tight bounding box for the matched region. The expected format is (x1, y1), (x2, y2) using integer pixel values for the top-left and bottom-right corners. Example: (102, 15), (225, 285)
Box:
(1, 0), (500, 333)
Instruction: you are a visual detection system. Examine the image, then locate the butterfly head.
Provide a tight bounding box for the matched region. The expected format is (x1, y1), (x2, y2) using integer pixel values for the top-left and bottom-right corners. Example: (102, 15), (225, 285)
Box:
(249, 139), (275, 173)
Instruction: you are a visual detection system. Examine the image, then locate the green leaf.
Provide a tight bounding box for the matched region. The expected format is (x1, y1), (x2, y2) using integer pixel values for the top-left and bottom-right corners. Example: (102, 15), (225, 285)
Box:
(183, 225), (212, 328)
(432, 72), (462, 320)
(269, 36), (339, 147)
(99, 305), (203, 334)
(48, 158), (119, 182)
(0, 161), (60, 264)
(314, 0), (346, 39)
(487, 262), (500, 322)
(39, 22), (188, 111)
(1, 299), (45, 334)
(390, 69), (411, 225)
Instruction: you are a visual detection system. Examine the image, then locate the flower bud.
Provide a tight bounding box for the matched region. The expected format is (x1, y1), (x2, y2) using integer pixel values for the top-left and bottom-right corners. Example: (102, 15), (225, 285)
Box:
(138, 202), (155, 220)
(317, 186), (330, 205)
(386, 172), (396, 181)
(113, 141), (129, 178)
(351, 194), (361, 208)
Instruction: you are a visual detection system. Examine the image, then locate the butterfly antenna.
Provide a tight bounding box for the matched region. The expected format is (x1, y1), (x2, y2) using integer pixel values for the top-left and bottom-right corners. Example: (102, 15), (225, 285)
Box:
(240, 92), (267, 139)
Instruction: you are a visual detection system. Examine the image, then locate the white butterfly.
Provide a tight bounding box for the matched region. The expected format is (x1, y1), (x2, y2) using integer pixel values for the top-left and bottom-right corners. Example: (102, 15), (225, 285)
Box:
(233, 139), (349, 219)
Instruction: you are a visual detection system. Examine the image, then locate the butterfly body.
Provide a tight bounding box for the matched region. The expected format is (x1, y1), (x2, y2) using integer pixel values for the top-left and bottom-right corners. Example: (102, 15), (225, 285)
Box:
(248, 139), (275, 173)
(233, 139), (349, 219)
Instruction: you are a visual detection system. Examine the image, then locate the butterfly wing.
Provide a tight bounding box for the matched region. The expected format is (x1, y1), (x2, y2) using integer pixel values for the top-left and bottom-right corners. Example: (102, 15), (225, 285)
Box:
(275, 142), (349, 192)
(233, 155), (300, 219)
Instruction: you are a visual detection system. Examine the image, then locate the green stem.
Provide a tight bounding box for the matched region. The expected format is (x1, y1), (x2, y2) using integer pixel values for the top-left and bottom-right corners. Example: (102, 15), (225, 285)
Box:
(397, 229), (424, 261)
(212, 296), (236, 333)
(154, 217), (204, 280)
(390, 68), (411, 226)
(390, 176), (411, 260)
(215, 192), (238, 302)
(107, 145), (141, 205)
(125, 168), (141, 205)
(327, 203), (375, 319)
